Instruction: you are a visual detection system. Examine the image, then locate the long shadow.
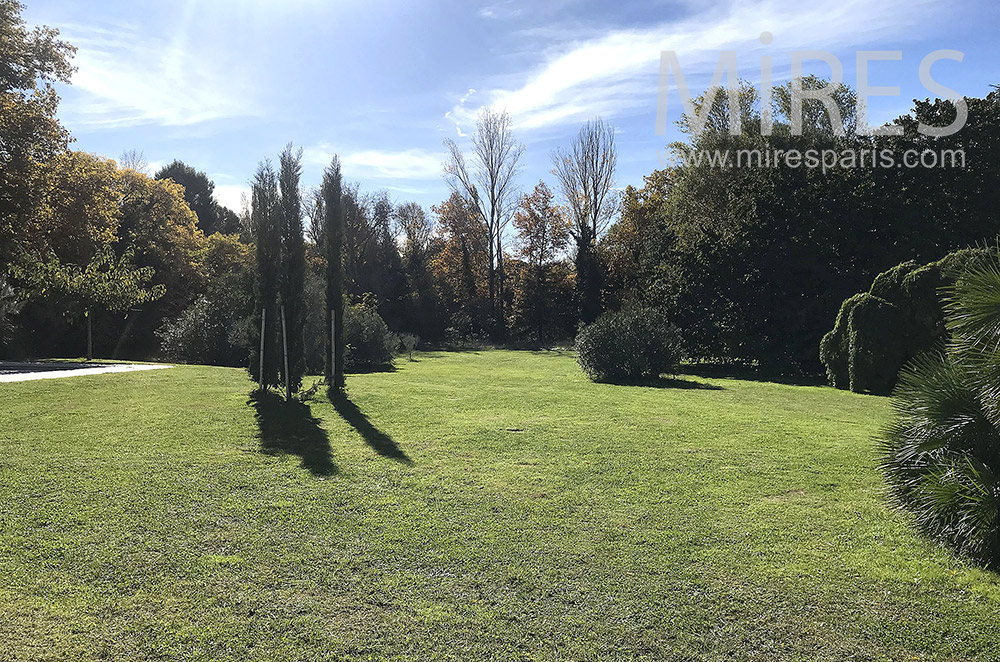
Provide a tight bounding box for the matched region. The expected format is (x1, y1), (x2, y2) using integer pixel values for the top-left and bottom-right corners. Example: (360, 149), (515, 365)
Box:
(329, 388), (413, 465)
(681, 364), (826, 387)
(603, 375), (724, 390)
(250, 391), (338, 477)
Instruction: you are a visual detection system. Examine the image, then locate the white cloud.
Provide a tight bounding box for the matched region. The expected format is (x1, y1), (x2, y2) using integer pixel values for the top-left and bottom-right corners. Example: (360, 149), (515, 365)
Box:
(57, 21), (257, 128)
(214, 184), (250, 214)
(449, 0), (943, 133)
(303, 146), (447, 181)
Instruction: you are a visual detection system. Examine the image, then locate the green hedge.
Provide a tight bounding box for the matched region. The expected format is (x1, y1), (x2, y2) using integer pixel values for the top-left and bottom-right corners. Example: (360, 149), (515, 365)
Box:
(821, 248), (989, 395)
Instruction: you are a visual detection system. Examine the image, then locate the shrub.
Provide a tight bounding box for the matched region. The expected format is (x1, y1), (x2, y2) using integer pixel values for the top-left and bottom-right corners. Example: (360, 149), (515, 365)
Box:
(576, 307), (683, 382)
(399, 333), (419, 360)
(343, 302), (395, 370)
(880, 250), (1000, 566)
(156, 296), (246, 366)
(846, 294), (908, 394)
(821, 248), (990, 395)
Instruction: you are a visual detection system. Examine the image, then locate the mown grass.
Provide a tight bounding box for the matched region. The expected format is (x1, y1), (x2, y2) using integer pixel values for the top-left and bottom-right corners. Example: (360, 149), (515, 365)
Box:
(1, 350), (998, 661)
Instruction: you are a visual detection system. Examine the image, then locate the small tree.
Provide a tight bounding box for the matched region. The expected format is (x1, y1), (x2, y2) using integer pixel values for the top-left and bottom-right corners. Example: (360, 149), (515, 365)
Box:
(278, 144), (306, 397)
(14, 248), (163, 359)
(249, 161), (282, 390)
(321, 156), (346, 389)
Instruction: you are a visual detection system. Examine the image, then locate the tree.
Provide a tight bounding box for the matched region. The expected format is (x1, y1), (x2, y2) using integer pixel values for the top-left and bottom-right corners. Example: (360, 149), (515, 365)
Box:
(249, 161), (282, 390)
(321, 156), (345, 389)
(118, 149), (149, 174)
(444, 108), (523, 340)
(13, 247), (163, 359)
(277, 144), (306, 397)
(511, 181), (569, 342)
(155, 160), (238, 235)
(430, 192), (488, 338)
(551, 117), (617, 323)
(0, 0), (75, 268)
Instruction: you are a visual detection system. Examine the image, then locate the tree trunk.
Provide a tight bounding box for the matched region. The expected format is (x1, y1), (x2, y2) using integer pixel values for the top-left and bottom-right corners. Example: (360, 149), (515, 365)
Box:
(86, 310), (93, 361)
(258, 308), (267, 391)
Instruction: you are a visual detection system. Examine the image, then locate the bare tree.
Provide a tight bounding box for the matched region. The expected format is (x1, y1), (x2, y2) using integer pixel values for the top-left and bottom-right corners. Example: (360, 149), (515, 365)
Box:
(551, 118), (617, 323)
(444, 107), (524, 340)
(119, 149), (149, 175)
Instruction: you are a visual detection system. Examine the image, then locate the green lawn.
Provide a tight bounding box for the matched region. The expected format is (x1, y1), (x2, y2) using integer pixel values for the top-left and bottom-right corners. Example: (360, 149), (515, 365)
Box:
(1, 350), (998, 661)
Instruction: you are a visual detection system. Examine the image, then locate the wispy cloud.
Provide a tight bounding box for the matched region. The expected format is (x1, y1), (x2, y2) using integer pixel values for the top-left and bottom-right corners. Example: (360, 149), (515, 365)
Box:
(303, 146), (446, 181)
(57, 20), (257, 129)
(449, 0), (943, 133)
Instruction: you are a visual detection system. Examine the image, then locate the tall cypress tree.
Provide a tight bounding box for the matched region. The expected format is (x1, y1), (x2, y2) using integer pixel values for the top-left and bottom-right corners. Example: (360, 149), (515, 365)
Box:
(321, 157), (345, 389)
(278, 144), (306, 395)
(249, 161), (282, 389)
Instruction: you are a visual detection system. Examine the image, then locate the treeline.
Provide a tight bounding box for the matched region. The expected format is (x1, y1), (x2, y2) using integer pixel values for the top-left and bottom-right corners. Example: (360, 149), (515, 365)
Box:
(5, 2), (1000, 378)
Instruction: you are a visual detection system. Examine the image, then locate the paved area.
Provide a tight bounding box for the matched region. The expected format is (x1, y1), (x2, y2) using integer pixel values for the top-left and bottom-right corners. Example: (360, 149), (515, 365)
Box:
(0, 362), (172, 383)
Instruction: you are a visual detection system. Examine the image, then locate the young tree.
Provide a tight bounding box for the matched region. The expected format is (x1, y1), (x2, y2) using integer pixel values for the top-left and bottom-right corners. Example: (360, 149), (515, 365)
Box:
(249, 161), (282, 390)
(321, 156), (345, 389)
(444, 108), (523, 340)
(512, 181), (569, 342)
(277, 144), (306, 397)
(551, 117), (617, 323)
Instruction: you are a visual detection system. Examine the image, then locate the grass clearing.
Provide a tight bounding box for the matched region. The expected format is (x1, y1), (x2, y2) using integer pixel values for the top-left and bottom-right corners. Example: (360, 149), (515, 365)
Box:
(1, 350), (998, 660)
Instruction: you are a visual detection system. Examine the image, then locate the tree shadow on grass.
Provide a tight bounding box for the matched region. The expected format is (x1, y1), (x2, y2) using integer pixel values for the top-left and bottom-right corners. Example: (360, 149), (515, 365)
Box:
(250, 390), (338, 477)
(680, 364), (825, 387)
(329, 388), (413, 465)
(602, 375), (724, 390)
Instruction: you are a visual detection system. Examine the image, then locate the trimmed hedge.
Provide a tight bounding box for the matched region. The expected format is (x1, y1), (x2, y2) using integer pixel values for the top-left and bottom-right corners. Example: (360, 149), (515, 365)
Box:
(576, 307), (683, 382)
(821, 248), (989, 395)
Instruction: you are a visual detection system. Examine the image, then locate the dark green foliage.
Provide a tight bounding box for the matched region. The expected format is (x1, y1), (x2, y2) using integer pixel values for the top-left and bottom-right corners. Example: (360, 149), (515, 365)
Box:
(321, 157), (345, 388)
(819, 294), (864, 390)
(248, 161), (282, 388)
(576, 307), (683, 382)
(845, 294), (907, 395)
(154, 160), (238, 235)
(343, 300), (395, 370)
(278, 145), (306, 394)
(881, 249), (1000, 567)
(822, 248), (990, 395)
(156, 296), (230, 365)
(880, 355), (1000, 566)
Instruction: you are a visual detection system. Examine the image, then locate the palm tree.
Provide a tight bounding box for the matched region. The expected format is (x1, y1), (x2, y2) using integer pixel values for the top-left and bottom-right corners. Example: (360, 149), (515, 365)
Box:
(879, 251), (1000, 566)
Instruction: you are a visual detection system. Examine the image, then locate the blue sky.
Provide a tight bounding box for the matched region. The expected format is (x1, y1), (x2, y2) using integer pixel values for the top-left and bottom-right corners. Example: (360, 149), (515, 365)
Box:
(23, 0), (1000, 214)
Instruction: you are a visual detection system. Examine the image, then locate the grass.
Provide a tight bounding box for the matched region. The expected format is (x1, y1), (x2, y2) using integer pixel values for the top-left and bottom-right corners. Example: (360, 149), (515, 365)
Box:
(1, 349), (998, 661)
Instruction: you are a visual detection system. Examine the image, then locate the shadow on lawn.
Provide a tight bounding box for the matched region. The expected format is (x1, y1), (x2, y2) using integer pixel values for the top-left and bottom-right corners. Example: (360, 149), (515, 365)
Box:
(329, 388), (413, 465)
(604, 375), (724, 390)
(681, 364), (825, 387)
(250, 390), (338, 477)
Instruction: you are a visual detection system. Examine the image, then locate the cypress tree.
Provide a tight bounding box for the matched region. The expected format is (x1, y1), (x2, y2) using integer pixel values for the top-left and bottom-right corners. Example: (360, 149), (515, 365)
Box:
(249, 161), (282, 389)
(278, 144), (306, 395)
(321, 157), (345, 389)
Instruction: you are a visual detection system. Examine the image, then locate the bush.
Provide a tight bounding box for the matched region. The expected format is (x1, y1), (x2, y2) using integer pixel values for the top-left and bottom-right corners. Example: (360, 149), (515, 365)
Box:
(156, 296), (247, 366)
(845, 294), (908, 394)
(821, 248), (990, 395)
(343, 302), (395, 370)
(576, 307), (683, 382)
(399, 333), (419, 360)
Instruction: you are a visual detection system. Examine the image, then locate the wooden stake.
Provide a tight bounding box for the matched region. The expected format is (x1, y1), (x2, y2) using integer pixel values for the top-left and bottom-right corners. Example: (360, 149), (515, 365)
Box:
(281, 304), (290, 401)
(86, 310), (93, 361)
(258, 308), (266, 390)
